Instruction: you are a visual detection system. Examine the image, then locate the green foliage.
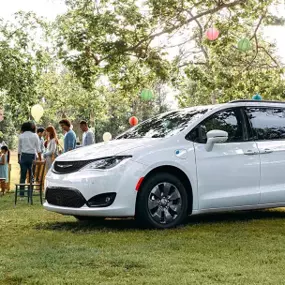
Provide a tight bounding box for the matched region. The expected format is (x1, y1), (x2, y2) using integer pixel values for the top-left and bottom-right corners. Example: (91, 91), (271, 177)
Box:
(175, 0), (285, 106)
(0, 1), (285, 147)
(0, 12), (51, 128)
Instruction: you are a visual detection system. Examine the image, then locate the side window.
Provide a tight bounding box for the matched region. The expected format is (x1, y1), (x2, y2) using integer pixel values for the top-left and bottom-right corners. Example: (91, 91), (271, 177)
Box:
(188, 108), (244, 143)
(245, 107), (285, 141)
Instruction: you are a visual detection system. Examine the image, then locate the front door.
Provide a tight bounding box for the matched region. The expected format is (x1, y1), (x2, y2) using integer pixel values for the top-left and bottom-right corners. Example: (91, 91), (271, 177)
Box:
(245, 107), (285, 204)
(189, 107), (261, 210)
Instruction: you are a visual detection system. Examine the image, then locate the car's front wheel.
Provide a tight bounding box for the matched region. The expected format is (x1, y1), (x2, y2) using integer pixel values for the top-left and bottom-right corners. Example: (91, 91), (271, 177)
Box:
(136, 172), (188, 229)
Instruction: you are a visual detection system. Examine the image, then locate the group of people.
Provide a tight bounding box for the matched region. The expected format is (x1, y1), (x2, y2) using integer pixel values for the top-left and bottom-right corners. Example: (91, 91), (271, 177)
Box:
(0, 119), (95, 196)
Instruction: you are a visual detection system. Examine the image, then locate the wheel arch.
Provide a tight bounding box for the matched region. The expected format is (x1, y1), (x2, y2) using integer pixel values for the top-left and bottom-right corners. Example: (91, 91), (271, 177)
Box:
(135, 165), (193, 215)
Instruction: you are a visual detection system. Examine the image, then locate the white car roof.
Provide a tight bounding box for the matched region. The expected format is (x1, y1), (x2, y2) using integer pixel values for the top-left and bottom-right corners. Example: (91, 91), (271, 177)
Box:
(181, 100), (285, 112)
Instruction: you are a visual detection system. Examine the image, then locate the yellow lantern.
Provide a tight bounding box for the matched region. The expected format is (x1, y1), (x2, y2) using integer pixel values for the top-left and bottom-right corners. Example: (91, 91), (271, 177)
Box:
(31, 104), (44, 122)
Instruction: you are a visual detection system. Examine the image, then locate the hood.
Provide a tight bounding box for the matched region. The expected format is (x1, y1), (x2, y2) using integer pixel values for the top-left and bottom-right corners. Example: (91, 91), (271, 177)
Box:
(56, 138), (162, 161)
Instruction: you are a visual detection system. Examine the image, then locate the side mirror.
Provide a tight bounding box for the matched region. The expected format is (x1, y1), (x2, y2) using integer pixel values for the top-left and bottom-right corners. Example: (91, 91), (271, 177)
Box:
(205, 130), (228, 152)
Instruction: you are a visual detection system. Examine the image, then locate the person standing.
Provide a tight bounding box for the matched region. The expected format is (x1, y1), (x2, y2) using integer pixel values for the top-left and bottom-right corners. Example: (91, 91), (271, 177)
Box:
(43, 126), (58, 170)
(79, 120), (95, 146)
(59, 119), (76, 152)
(18, 122), (42, 196)
(0, 146), (10, 196)
(37, 127), (45, 154)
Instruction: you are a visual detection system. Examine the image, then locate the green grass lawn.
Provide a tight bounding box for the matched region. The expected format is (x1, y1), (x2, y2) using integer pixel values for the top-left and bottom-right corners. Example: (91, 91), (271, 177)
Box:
(1, 193), (285, 285)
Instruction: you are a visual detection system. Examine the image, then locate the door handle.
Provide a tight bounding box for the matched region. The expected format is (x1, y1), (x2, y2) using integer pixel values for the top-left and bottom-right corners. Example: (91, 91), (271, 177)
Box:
(244, 150), (258, 156)
(261, 148), (273, 154)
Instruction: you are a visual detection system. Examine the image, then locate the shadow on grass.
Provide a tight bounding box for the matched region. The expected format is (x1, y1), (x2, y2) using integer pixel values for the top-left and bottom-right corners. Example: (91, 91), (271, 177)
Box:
(34, 209), (285, 232)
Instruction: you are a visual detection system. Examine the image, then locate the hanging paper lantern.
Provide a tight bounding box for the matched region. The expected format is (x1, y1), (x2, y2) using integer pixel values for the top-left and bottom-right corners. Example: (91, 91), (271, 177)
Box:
(141, 89), (153, 101)
(31, 104), (44, 122)
(252, 93), (262, 100)
(238, 38), (251, 52)
(129, 116), (138, 126)
(205, 27), (219, 41)
(103, 132), (112, 142)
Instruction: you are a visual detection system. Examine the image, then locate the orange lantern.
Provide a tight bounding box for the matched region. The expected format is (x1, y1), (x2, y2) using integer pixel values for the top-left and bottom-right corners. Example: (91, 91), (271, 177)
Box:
(129, 116), (138, 126)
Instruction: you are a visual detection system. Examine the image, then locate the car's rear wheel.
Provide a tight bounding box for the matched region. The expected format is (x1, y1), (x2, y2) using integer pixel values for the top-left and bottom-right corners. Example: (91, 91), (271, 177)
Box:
(74, 216), (105, 221)
(136, 172), (188, 229)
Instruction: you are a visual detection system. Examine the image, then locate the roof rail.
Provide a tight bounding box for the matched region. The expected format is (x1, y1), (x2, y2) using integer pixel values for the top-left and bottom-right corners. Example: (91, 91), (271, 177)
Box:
(229, 99), (285, 104)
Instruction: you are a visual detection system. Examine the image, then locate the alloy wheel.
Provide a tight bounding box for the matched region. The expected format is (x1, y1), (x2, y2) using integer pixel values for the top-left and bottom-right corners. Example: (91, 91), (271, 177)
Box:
(147, 182), (182, 224)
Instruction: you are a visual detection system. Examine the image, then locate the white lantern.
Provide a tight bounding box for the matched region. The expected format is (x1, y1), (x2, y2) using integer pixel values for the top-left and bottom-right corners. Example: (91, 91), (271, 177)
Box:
(103, 132), (112, 142)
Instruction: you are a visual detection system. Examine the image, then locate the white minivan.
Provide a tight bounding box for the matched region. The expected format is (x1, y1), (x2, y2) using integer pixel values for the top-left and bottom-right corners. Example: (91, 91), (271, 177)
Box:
(44, 100), (285, 228)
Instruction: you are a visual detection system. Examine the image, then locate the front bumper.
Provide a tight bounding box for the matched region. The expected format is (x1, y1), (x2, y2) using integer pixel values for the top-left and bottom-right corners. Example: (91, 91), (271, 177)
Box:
(43, 203), (134, 217)
(43, 159), (147, 217)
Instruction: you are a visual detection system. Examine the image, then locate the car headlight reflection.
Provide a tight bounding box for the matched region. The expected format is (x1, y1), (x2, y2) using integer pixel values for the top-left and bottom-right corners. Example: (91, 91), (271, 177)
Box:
(83, 156), (131, 170)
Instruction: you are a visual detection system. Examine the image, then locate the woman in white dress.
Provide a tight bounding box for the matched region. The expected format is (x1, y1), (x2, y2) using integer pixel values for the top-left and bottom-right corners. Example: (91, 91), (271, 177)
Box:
(43, 126), (58, 171)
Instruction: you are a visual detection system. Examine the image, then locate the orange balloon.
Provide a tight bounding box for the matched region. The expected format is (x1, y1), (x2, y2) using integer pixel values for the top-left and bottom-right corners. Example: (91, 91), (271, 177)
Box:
(129, 116), (138, 126)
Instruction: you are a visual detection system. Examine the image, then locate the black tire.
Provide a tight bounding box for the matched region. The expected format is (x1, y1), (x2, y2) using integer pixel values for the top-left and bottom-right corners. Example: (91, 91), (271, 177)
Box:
(74, 216), (105, 221)
(136, 172), (188, 229)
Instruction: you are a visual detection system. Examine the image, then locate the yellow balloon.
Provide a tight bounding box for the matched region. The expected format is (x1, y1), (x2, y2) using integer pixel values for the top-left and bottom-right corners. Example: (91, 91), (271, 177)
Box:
(103, 132), (112, 142)
(31, 104), (44, 122)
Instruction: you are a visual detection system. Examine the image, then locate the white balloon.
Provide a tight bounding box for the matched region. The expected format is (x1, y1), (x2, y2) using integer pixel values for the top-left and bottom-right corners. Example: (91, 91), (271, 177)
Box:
(31, 104), (44, 122)
(103, 132), (112, 142)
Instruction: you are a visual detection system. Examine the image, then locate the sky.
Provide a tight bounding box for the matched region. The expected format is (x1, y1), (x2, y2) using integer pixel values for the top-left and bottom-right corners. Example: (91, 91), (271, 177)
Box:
(0, 0), (67, 20)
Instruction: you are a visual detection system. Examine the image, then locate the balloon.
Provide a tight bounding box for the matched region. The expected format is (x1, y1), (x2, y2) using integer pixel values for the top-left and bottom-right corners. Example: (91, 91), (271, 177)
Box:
(238, 38), (251, 52)
(252, 93), (262, 100)
(31, 104), (44, 122)
(103, 132), (112, 142)
(129, 116), (138, 126)
(141, 89), (153, 101)
(205, 27), (219, 41)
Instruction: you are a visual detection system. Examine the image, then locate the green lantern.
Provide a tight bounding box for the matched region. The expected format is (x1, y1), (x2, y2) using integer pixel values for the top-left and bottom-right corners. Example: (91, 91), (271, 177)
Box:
(140, 89), (153, 101)
(238, 38), (251, 52)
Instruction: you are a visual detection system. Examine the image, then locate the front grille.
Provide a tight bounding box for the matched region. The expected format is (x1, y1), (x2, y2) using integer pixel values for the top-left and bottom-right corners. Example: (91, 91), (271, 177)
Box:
(53, 160), (94, 174)
(46, 187), (86, 208)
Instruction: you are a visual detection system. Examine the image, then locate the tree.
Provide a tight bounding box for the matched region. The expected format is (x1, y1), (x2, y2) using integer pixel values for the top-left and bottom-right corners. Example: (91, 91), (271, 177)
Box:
(0, 12), (50, 127)
(175, 1), (285, 107)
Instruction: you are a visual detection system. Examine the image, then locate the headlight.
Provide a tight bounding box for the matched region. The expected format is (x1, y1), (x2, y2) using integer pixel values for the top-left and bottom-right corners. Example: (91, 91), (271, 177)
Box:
(83, 156), (131, 170)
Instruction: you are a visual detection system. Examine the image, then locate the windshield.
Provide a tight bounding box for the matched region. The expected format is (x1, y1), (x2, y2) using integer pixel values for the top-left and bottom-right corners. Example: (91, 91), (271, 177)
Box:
(116, 107), (209, 139)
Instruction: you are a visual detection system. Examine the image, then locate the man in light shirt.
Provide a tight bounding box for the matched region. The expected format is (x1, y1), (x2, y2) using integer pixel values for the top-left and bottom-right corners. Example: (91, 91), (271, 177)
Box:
(36, 127), (45, 154)
(18, 122), (42, 196)
(80, 120), (95, 146)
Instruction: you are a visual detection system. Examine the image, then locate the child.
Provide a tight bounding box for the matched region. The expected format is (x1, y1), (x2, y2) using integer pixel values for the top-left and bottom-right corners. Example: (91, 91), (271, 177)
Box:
(0, 146), (9, 196)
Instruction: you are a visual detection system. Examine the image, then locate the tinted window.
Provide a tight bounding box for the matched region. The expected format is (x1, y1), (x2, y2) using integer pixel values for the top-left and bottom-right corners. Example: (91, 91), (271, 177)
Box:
(246, 107), (285, 140)
(116, 108), (209, 139)
(188, 109), (244, 143)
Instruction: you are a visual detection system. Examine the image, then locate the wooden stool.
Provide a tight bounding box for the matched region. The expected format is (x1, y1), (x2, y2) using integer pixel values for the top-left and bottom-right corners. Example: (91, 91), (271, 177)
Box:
(15, 161), (46, 205)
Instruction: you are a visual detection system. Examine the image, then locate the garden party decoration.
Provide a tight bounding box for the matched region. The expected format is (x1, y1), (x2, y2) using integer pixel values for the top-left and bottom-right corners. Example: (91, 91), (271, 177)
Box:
(205, 27), (219, 41)
(31, 104), (44, 122)
(238, 38), (251, 52)
(129, 116), (138, 126)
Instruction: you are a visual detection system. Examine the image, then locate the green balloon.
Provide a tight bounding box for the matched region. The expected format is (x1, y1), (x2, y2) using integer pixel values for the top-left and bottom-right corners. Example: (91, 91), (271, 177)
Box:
(141, 89), (153, 101)
(238, 38), (251, 52)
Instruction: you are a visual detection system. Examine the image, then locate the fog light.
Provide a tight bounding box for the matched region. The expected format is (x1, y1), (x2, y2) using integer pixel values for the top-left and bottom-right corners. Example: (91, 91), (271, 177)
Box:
(87, 193), (116, 208)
